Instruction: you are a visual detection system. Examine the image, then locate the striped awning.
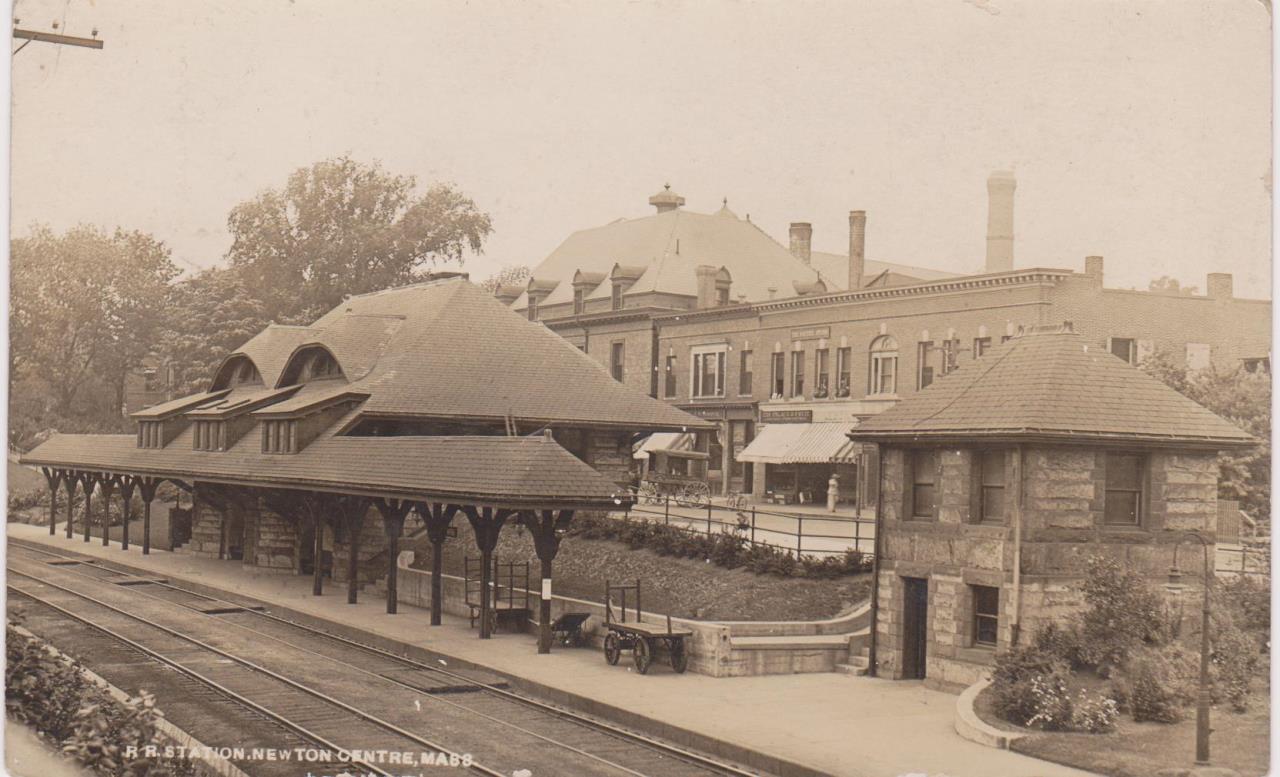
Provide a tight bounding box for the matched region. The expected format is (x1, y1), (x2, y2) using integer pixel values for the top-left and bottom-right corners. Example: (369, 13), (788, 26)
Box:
(738, 422), (860, 465)
(632, 432), (707, 460)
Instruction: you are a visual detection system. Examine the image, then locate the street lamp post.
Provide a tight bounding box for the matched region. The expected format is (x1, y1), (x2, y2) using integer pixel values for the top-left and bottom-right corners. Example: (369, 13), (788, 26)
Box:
(1166, 532), (1213, 766)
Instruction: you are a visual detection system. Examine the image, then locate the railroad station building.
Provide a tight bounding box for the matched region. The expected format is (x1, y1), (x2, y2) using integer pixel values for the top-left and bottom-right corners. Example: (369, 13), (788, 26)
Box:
(23, 276), (710, 650)
(847, 324), (1255, 690)
(504, 177), (1271, 504)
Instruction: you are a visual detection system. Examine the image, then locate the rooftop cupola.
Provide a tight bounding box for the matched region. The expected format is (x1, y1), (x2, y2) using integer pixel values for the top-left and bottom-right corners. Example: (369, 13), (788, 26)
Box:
(648, 184), (685, 214)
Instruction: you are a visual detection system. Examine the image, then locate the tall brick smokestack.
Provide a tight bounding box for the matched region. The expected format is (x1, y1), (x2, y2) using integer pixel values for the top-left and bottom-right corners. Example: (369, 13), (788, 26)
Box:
(848, 210), (866, 290)
(986, 170), (1016, 272)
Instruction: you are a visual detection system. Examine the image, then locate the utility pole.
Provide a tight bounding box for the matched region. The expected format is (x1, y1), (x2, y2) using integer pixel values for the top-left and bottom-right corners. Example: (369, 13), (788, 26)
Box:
(12, 19), (104, 56)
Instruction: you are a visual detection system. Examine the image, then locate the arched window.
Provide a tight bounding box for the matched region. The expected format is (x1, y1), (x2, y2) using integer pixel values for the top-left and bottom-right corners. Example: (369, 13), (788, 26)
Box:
(869, 335), (898, 395)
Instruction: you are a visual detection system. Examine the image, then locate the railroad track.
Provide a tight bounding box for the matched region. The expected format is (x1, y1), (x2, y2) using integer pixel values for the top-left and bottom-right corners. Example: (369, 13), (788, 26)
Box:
(7, 540), (764, 777)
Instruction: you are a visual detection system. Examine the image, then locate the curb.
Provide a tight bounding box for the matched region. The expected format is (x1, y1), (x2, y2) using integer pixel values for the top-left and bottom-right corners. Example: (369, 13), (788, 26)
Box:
(11, 537), (831, 777)
(954, 676), (1025, 750)
(12, 624), (252, 777)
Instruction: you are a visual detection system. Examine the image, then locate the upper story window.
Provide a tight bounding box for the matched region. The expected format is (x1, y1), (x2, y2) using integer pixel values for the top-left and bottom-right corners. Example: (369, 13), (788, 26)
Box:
(1104, 452), (1145, 526)
(791, 350), (805, 397)
(610, 341), (625, 382)
(527, 296), (539, 321)
(835, 347), (851, 397)
(771, 352), (785, 398)
(814, 349), (830, 397)
(664, 355), (677, 398)
(917, 342), (934, 390)
(1109, 337), (1136, 364)
(142, 368), (160, 393)
(137, 421), (163, 449)
(262, 419), (297, 454)
(716, 286), (730, 306)
(1243, 357), (1271, 374)
(940, 338), (961, 376)
(975, 450), (1006, 523)
(909, 448), (938, 519)
(869, 335), (898, 395)
(193, 420), (225, 452)
(691, 347), (727, 398)
(573, 288), (585, 315)
(611, 284), (624, 311)
(739, 350), (753, 395)
(973, 337), (992, 358)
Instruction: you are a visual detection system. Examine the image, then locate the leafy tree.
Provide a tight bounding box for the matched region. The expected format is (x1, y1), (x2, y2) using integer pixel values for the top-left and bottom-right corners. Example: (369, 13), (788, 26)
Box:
(10, 224), (178, 426)
(226, 156), (492, 321)
(160, 267), (271, 396)
(479, 264), (531, 293)
(1148, 276), (1199, 296)
(1140, 349), (1271, 524)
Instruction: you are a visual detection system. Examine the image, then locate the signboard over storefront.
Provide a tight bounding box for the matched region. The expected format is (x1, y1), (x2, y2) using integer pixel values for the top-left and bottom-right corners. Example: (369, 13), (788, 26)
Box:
(760, 409), (813, 424)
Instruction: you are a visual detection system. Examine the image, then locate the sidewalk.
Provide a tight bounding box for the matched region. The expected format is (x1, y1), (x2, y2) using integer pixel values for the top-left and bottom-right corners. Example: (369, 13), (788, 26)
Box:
(8, 523), (1094, 777)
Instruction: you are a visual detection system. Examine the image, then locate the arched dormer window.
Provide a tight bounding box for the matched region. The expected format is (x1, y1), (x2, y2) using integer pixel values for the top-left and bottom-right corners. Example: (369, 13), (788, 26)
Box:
(869, 335), (898, 395)
(210, 355), (263, 391)
(278, 346), (346, 387)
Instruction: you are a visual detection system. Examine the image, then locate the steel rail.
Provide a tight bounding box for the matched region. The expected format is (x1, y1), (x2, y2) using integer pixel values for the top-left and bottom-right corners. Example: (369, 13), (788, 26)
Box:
(7, 565), (505, 777)
(7, 584), (396, 777)
(10, 539), (761, 777)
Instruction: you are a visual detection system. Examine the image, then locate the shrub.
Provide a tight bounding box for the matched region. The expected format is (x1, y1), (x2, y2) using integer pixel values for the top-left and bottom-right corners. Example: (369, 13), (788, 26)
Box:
(1070, 689), (1120, 733)
(1123, 651), (1188, 723)
(990, 642), (1067, 725)
(1024, 672), (1076, 731)
(710, 530), (745, 568)
(1210, 618), (1260, 712)
(1075, 555), (1171, 671)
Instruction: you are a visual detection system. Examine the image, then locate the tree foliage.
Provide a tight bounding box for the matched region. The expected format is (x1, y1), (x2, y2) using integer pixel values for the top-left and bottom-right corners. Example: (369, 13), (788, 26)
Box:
(160, 268), (271, 396)
(10, 224), (178, 434)
(479, 264), (531, 293)
(1147, 276), (1198, 296)
(1140, 348), (1271, 525)
(226, 156), (492, 321)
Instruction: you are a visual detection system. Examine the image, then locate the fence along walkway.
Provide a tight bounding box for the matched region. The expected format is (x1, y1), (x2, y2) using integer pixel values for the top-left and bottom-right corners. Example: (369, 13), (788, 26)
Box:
(622, 495), (876, 558)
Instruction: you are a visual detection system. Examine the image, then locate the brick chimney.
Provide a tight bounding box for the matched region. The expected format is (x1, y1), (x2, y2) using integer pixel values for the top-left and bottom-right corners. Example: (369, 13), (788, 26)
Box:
(986, 171), (1016, 273)
(789, 222), (813, 264)
(695, 265), (718, 308)
(848, 210), (866, 290)
(649, 184), (685, 214)
(1207, 273), (1234, 300)
(1084, 255), (1104, 285)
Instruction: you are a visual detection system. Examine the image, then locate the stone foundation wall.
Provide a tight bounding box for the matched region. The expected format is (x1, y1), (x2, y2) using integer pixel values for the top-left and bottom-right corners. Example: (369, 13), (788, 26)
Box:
(253, 504), (299, 572)
(185, 490), (224, 559)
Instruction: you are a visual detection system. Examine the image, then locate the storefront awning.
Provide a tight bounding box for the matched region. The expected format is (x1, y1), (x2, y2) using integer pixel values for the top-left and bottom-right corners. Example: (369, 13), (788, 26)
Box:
(738, 422), (860, 465)
(632, 432), (708, 460)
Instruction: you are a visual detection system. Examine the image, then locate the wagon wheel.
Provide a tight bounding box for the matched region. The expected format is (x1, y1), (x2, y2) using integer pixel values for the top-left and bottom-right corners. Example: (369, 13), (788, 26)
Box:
(681, 481), (710, 508)
(633, 636), (652, 674)
(669, 639), (689, 674)
(637, 481), (660, 505)
(604, 632), (621, 665)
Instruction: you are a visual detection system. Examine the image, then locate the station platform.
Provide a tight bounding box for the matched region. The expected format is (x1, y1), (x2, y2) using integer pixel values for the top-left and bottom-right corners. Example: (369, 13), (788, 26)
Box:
(7, 523), (1094, 777)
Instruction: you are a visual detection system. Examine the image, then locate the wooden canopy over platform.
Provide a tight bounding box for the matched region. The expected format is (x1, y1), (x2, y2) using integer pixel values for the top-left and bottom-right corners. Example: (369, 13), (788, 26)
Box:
(23, 432), (631, 649)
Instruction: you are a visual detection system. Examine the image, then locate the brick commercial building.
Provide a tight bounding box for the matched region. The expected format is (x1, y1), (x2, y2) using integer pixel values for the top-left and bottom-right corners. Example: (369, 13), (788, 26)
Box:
(847, 325), (1255, 690)
(508, 176), (1271, 502)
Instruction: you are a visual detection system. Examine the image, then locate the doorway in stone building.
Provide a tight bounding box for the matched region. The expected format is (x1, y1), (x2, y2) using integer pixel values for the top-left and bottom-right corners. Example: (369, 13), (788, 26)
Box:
(901, 577), (929, 680)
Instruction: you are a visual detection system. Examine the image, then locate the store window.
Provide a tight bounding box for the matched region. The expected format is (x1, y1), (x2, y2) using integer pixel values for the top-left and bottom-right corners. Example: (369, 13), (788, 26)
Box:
(1104, 453), (1145, 526)
(869, 335), (898, 395)
(972, 585), (1000, 647)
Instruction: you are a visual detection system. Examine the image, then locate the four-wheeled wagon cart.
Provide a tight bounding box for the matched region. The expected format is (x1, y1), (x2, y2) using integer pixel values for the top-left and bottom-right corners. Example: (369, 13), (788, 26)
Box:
(601, 579), (692, 674)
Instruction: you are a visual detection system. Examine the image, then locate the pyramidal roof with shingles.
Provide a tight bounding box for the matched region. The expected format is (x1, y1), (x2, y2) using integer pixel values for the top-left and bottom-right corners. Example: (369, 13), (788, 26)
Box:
(848, 329), (1255, 449)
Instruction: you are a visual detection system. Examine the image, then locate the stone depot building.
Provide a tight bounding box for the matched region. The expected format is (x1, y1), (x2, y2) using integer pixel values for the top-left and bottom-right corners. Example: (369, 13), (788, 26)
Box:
(848, 326), (1255, 689)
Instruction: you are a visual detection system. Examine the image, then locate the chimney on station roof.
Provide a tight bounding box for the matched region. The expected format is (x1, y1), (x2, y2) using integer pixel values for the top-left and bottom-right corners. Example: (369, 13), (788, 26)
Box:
(649, 184), (685, 214)
(789, 222), (813, 265)
(848, 210), (866, 290)
(986, 170), (1016, 273)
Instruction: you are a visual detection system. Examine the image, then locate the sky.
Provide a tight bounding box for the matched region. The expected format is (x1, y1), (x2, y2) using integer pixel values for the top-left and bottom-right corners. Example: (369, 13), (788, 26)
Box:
(9, 0), (1274, 295)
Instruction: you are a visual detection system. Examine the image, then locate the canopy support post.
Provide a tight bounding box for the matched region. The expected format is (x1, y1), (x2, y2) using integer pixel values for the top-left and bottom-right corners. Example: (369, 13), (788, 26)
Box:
(528, 509), (573, 654)
(339, 497), (371, 605)
(418, 502), (459, 626)
(80, 475), (94, 543)
(463, 505), (513, 639)
(99, 477), (118, 547)
(137, 478), (160, 555)
(373, 498), (413, 614)
(119, 477), (136, 551)
(63, 473), (77, 540)
(41, 468), (62, 536)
